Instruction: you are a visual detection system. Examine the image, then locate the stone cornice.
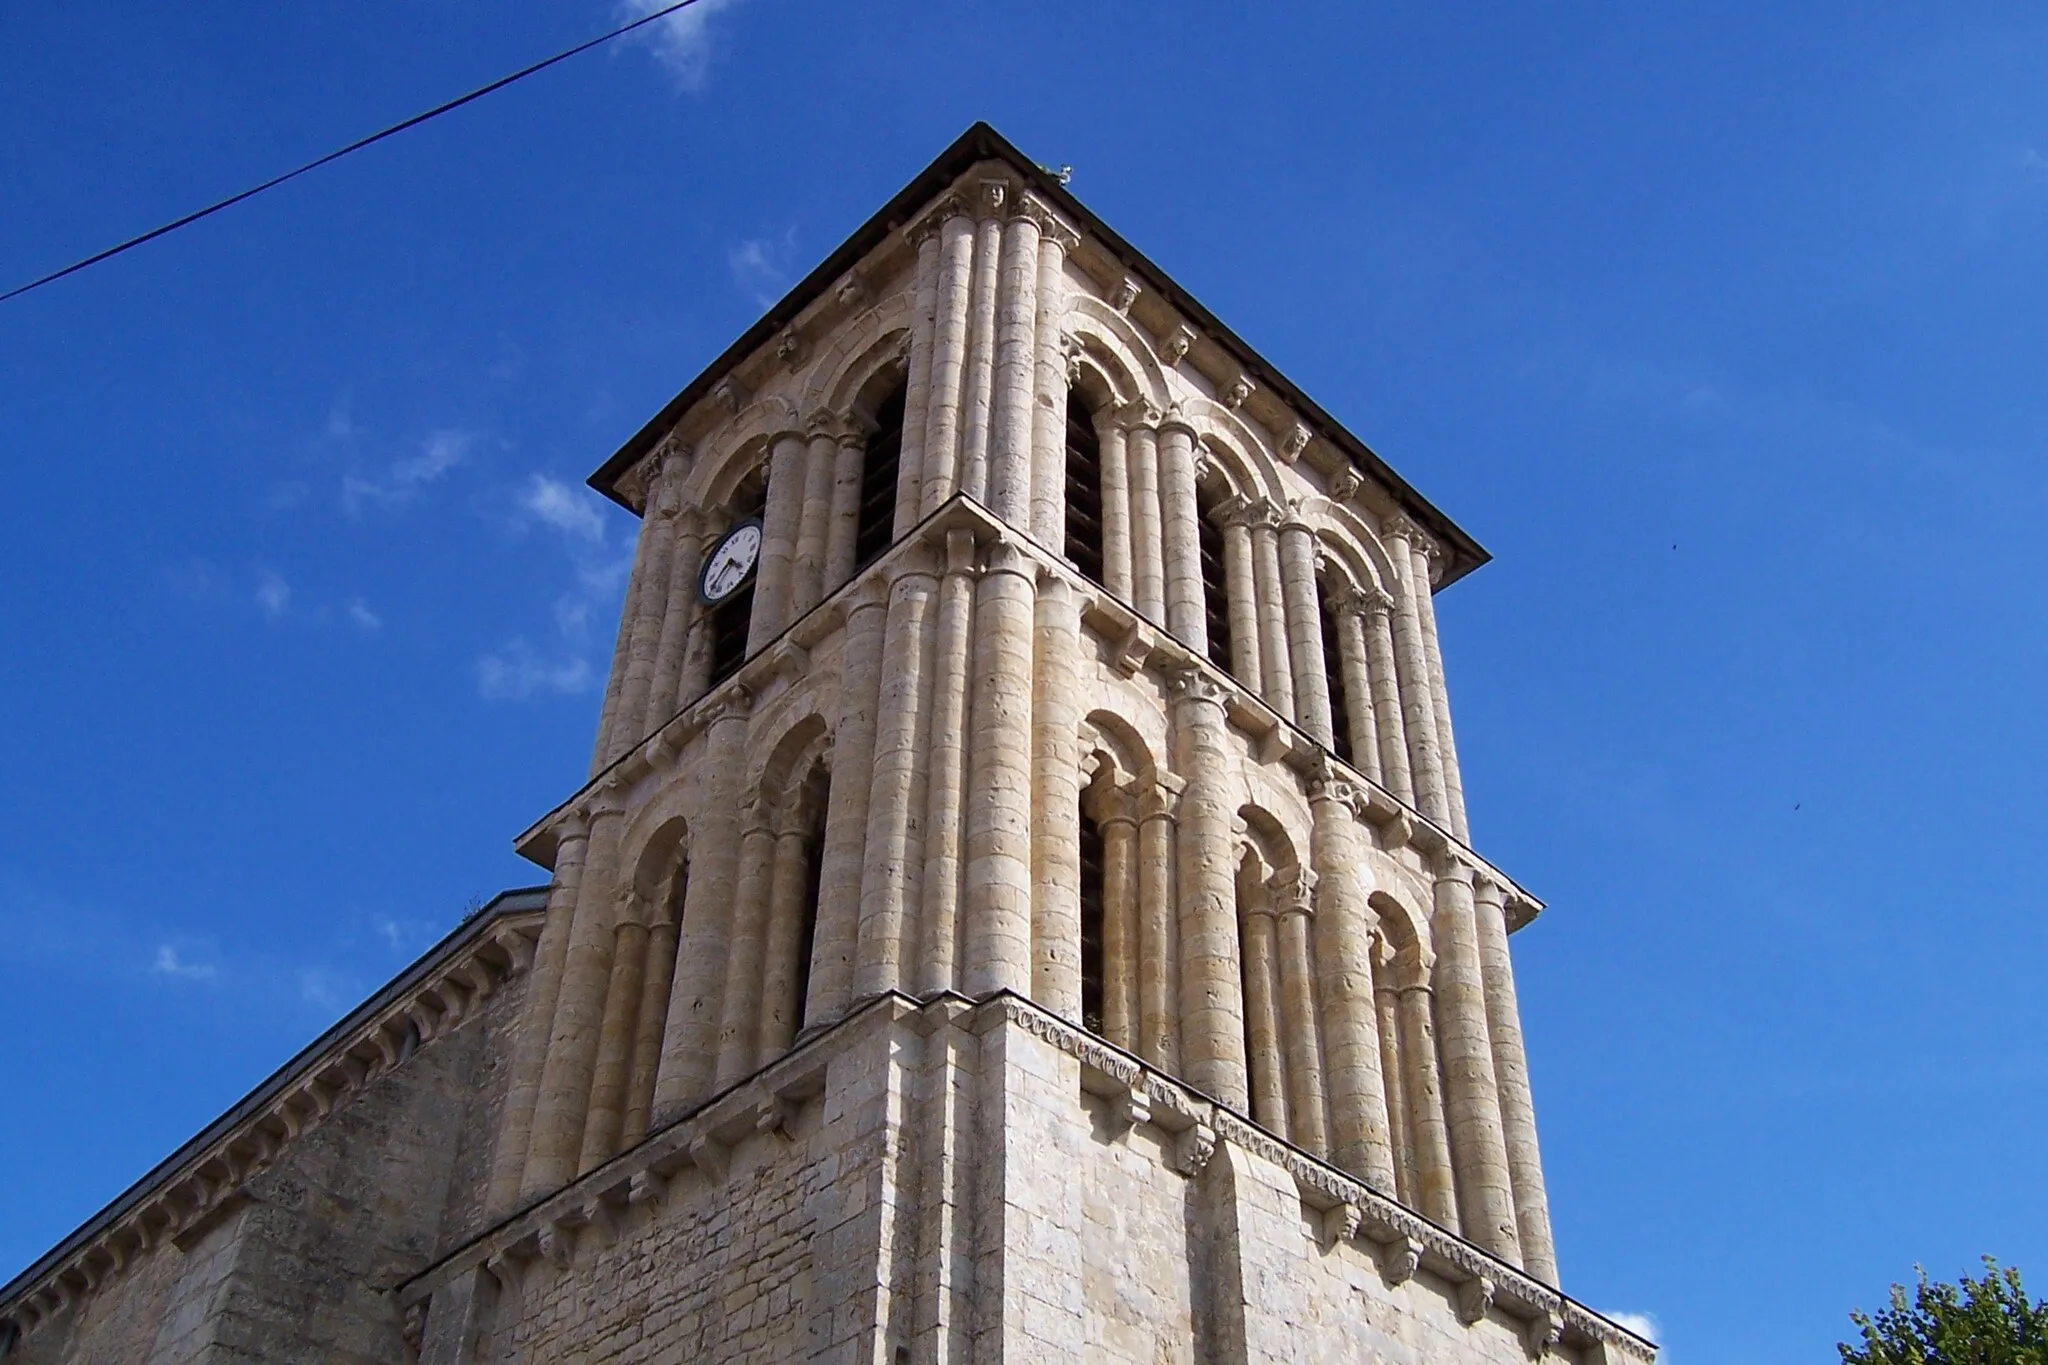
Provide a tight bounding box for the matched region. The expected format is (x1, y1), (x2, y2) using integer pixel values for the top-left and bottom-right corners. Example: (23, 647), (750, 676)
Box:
(0, 889), (550, 1341)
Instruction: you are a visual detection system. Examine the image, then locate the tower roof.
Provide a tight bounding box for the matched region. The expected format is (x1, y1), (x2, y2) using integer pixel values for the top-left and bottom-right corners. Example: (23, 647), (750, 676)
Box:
(588, 122), (1490, 587)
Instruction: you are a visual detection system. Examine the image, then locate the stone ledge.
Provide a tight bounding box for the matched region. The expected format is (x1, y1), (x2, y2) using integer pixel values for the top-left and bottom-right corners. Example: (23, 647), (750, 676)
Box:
(0, 888), (548, 1343)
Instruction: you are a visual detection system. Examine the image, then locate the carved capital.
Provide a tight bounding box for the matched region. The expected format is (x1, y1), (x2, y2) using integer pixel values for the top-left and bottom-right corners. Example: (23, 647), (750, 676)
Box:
(1110, 275), (1142, 314)
(1379, 511), (1423, 548)
(1114, 398), (1161, 432)
(699, 682), (755, 729)
(1157, 404), (1200, 441)
(907, 191), (969, 245)
(1164, 665), (1230, 709)
(1159, 322), (1197, 367)
(1018, 194), (1078, 250)
(1267, 866), (1317, 917)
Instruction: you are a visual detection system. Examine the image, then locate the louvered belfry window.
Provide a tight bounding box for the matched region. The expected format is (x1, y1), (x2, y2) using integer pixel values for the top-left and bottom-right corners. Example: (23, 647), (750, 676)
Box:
(854, 384), (905, 571)
(1064, 391), (1105, 582)
(1320, 579), (1354, 766)
(1197, 488), (1232, 672)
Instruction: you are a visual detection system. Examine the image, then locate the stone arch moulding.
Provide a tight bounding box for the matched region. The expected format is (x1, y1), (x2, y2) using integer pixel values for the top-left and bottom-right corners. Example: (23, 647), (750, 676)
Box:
(798, 288), (914, 415)
(1300, 497), (1399, 598)
(687, 399), (798, 512)
(1181, 399), (1288, 509)
(1238, 763), (1315, 861)
(1065, 294), (1174, 409)
(749, 709), (833, 814)
(1079, 705), (1161, 794)
(1236, 802), (1305, 881)
(1366, 883), (1433, 964)
(622, 803), (690, 904)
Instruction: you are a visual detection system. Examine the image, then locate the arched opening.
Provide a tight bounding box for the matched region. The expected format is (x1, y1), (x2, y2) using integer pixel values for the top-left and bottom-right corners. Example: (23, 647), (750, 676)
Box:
(707, 469), (768, 687)
(1078, 804), (1106, 1034)
(1197, 485), (1233, 672)
(790, 762), (829, 1033)
(853, 383), (905, 571)
(1064, 390), (1105, 582)
(1318, 571), (1354, 766)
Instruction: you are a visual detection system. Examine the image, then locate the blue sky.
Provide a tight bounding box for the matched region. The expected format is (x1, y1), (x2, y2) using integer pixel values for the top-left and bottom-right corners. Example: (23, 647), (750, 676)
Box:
(4, 2), (2045, 1356)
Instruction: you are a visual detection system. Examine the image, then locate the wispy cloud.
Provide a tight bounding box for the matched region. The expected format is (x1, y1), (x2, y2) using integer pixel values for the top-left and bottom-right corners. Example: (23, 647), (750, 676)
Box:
(519, 474), (607, 543)
(481, 474), (628, 701)
(728, 230), (796, 308)
(619, 0), (744, 91)
(153, 944), (219, 982)
(478, 639), (595, 700)
(346, 598), (383, 631)
(255, 568), (292, 620)
(342, 429), (474, 514)
(1606, 1312), (1662, 1353)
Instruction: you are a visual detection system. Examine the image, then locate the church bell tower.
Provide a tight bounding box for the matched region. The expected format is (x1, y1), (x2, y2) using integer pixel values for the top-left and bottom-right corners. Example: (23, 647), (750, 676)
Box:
(463, 123), (1650, 1363)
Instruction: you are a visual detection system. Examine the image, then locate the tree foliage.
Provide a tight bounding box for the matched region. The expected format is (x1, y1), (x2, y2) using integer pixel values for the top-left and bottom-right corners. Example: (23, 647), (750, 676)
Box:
(1840, 1259), (2048, 1365)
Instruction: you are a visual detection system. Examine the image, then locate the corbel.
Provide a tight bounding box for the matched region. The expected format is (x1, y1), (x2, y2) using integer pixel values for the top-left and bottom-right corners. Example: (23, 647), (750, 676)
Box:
(1171, 1122), (1217, 1177)
(1220, 374), (1254, 409)
(1160, 321), (1197, 367)
(1319, 1201), (1363, 1250)
(1279, 421), (1312, 464)
(1377, 1232), (1421, 1286)
(775, 324), (807, 368)
(1110, 275), (1142, 314)
(687, 1133), (729, 1183)
(712, 375), (751, 414)
(1457, 1274), (1497, 1326)
(1523, 1309), (1564, 1359)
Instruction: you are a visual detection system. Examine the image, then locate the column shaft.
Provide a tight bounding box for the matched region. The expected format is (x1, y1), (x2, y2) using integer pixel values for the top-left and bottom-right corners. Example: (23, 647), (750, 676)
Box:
(915, 532), (976, 996)
(1158, 421), (1206, 652)
(614, 500), (679, 759)
(524, 801), (624, 1194)
(962, 540), (1035, 995)
(1432, 860), (1521, 1262)
(621, 907), (677, 1148)
(1029, 222), (1071, 546)
(1373, 950), (1414, 1208)
(1413, 541), (1470, 842)
(1335, 606), (1380, 782)
(747, 431), (809, 651)
(958, 207), (1003, 503)
(808, 585), (887, 1022)
(1280, 518), (1333, 746)
(896, 228), (940, 536)
(578, 914), (646, 1172)
(1250, 513), (1294, 719)
(1030, 573), (1083, 1019)
(645, 508), (701, 734)
(486, 817), (586, 1216)
(1308, 782), (1396, 1191)
(1136, 784), (1180, 1071)
(1127, 422), (1165, 625)
(823, 429), (865, 596)
(1170, 670), (1248, 1110)
(1220, 511), (1261, 687)
(1240, 902), (1288, 1139)
(713, 820), (778, 1087)
(757, 827), (815, 1056)
(1385, 521), (1447, 820)
(1100, 806), (1140, 1051)
(989, 209), (1040, 526)
(857, 568), (939, 999)
(919, 210), (976, 512)
(1477, 878), (1556, 1281)
(1095, 417), (1133, 600)
(1277, 897), (1331, 1159)
(790, 426), (838, 617)
(1400, 977), (1461, 1231)
(651, 703), (749, 1119)
(591, 518), (650, 773)
(1362, 596), (1413, 802)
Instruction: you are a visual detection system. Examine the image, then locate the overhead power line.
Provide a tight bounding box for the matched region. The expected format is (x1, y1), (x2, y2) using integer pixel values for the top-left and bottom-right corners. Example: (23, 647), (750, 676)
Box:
(0, 0), (708, 306)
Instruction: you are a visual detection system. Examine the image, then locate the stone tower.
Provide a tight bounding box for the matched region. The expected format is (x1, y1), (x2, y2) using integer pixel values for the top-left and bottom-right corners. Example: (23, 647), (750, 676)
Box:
(0, 125), (1653, 1365)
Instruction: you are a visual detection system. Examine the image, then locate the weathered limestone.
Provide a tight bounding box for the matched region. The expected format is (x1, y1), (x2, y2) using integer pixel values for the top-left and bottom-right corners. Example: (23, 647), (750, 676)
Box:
(7, 133), (1642, 1365)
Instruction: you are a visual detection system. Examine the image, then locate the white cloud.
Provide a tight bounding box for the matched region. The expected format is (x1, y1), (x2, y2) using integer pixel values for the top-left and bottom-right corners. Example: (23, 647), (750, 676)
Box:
(520, 474), (608, 544)
(255, 569), (292, 619)
(343, 429), (474, 513)
(477, 639), (595, 700)
(619, 0), (743, 91)
(346, 598), (383, 630)
(728, 230), (795, 307)
(1606, 1312), (1662, 1349)
(153, 944), (218, 982)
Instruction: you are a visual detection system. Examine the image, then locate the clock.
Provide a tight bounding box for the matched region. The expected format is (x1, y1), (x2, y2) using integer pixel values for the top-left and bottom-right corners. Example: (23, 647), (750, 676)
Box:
(698, 519), (764, 605)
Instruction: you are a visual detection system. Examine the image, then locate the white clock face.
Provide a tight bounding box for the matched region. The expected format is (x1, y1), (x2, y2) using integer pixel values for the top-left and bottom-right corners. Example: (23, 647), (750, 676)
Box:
(700, 521), (763, 604)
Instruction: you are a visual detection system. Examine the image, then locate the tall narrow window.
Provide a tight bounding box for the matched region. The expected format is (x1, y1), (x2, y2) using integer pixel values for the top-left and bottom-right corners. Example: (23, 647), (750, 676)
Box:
(853, 384), (905, 570)
(1197, 488), (1233, 672)
(1078, 806), (1106, 1034)
(707, 473), (767, 686)
(1319, 579), (1354, 766)
(1064, 391), (1104, 582)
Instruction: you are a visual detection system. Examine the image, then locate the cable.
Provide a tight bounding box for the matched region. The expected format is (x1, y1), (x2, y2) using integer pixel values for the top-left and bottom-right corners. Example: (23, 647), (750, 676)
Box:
(0, 0), (708, 305)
